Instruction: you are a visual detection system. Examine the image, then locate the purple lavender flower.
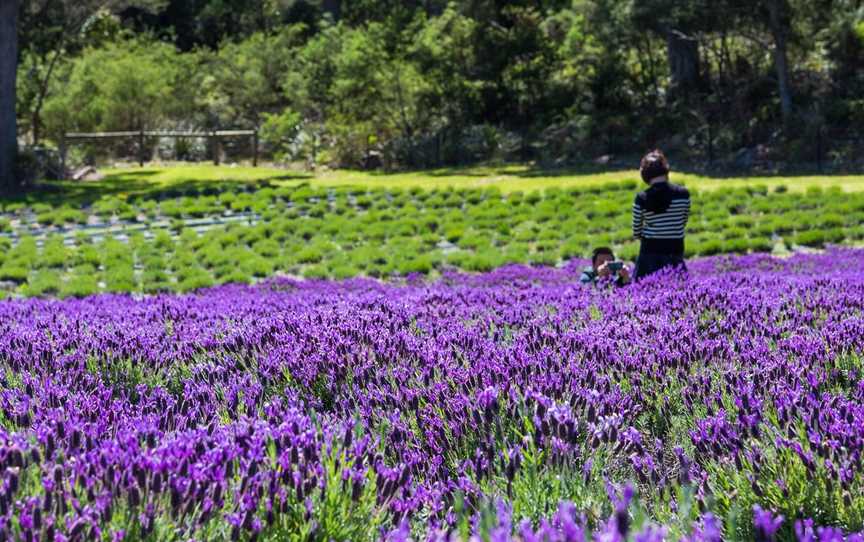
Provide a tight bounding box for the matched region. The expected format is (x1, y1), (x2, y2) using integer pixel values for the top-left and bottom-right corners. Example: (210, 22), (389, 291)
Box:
(753, 505), (784, 541)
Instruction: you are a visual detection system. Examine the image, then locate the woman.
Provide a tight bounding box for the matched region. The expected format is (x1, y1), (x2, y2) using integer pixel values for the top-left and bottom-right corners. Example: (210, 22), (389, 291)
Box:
(632, 150), (690, 280)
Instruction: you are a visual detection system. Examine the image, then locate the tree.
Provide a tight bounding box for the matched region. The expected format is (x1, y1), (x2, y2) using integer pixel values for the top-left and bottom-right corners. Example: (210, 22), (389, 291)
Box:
(17, 7), (126, 146)
(0, 0), (19, 190)
(411, 5), (480, 138)
(764, 0), (794, 125)
(205, 27), (302, 130)
(3, 0), (165, 189)
(41, 38), (193, 139)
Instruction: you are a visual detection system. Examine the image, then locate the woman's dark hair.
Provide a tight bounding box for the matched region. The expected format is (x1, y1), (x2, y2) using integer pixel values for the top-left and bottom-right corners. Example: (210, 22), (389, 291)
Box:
(640, 150), (670, 183)
(591, 246), (614, 265)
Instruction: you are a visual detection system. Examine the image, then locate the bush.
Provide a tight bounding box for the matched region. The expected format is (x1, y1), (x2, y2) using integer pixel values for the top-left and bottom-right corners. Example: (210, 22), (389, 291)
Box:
(103, 265), (136, 292)
(219, 269), (253, 285)
(0, 265), (29, 283)
(397, 255), (434, 275)
(8, 237), (38, 268)
(241, 256), (274, 278)
(24, 270), (61, 297)
(296, 245), (325, 264)
(142, 270), (173, 294)
(60, 274), (99, 298)
(177, 267), (214, 292)
(698, 238), (725, 256)
(39, 238), (69, 269)
(792, 230), (826, 247)
(823, 227), (847, 244)
(748, 237), (774, 253)
(331, 264), (360, 279)
(444, 227), (464, 243)
(725, 238), (750, 253)
(463, 251), (500, 272)
(302, 265), (329, 279)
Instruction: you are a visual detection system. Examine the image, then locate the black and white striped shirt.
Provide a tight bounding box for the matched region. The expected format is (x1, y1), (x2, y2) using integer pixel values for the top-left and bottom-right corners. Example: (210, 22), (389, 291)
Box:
(632, 181), (690, 254)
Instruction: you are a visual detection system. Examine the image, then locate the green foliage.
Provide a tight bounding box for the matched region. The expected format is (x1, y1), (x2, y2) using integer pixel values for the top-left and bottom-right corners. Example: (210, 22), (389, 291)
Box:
(261, 109), (303, 161)
(23, 269), (61, 297)
(11, 0), (864, 173)
(206, 26), (305, 131)
(61, 272), (99, 298)
(42, 37), (195, 140)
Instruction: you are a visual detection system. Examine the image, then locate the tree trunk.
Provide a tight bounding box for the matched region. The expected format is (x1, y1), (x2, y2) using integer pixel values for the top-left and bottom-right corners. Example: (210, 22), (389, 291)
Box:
(767, 0), (793, 126)
(666, 29), (701, 96)
(32, 47), (63, 146)
(0, 0), (20, 190)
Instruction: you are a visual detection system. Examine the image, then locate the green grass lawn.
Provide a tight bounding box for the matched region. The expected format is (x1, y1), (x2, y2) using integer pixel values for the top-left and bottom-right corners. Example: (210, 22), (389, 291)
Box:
(318, 165), (864, 193)
(94, 163), (864, 194)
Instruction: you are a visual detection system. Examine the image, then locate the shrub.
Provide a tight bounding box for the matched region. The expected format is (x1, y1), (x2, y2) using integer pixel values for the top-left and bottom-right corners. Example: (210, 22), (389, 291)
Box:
(820, 213), (845, 228)
(561, 237), (588, 260)
(60, 274), (99, 298)
(0, 265), (29, 283)
(71, 244), (101, 267)
(793, 230), (825, 247)
(725, 238), (750, 253)
(463, 251), (501, 272)
(220, 269), (253, 285)
(501, 245), (529, 264)
(35, 211), (56, 226)
(153, 230), (175, 250)
(444, 227), (464, 243)
(296, 245), (325, 264)
(823, 227), (846, 244)
(24, 270), (61, 297)
(142, 270), (173, 293)
(8, 237), (38, 267)
(847, 225), (864, 240)
(103, 265), (136, 292)
(458, 232), (491, 250)
(177, 267), (214, 292)
(397, 255), (434, 275)
(39, 238), (69, 269)
(331, 264), (360, 279)
(529, 250), (558, 266)
(723, 227), (748, 241)
(534, 240), (559, 253)
(698, 238), (724, 256)
(616, 242), (639, 261)
(302, 264), (329, 279)
(252, 239), (281, 258)
(748, 237), (774, 253)
(241, 256), (274, 278)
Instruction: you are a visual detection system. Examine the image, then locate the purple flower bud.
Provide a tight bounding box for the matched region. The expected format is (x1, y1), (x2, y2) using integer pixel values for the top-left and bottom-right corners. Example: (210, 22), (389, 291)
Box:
(753, 505), (783, 542)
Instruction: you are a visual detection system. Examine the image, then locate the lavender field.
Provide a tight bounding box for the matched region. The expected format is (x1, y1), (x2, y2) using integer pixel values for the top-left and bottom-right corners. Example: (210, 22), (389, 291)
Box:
(1, 249), (864, 541)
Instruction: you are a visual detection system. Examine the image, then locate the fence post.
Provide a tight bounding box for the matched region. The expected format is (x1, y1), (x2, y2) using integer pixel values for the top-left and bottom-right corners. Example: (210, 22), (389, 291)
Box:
(252, 129), (259, 167)
(59, 134), (67, 180)
(816, 126), (823, 173)
(213, 132), (221, 166)
(707, 121), (714, 166)
(138, 129), (145, 167)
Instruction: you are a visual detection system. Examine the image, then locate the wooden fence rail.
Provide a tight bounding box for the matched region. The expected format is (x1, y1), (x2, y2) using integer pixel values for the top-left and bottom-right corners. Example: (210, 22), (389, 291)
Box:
(60, 129), (259, 178)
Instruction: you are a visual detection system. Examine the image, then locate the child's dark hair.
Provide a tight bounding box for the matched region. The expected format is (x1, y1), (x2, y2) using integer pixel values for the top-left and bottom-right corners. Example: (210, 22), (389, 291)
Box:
(640, 149), (670, 183)
(591, 246), (615, 265)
